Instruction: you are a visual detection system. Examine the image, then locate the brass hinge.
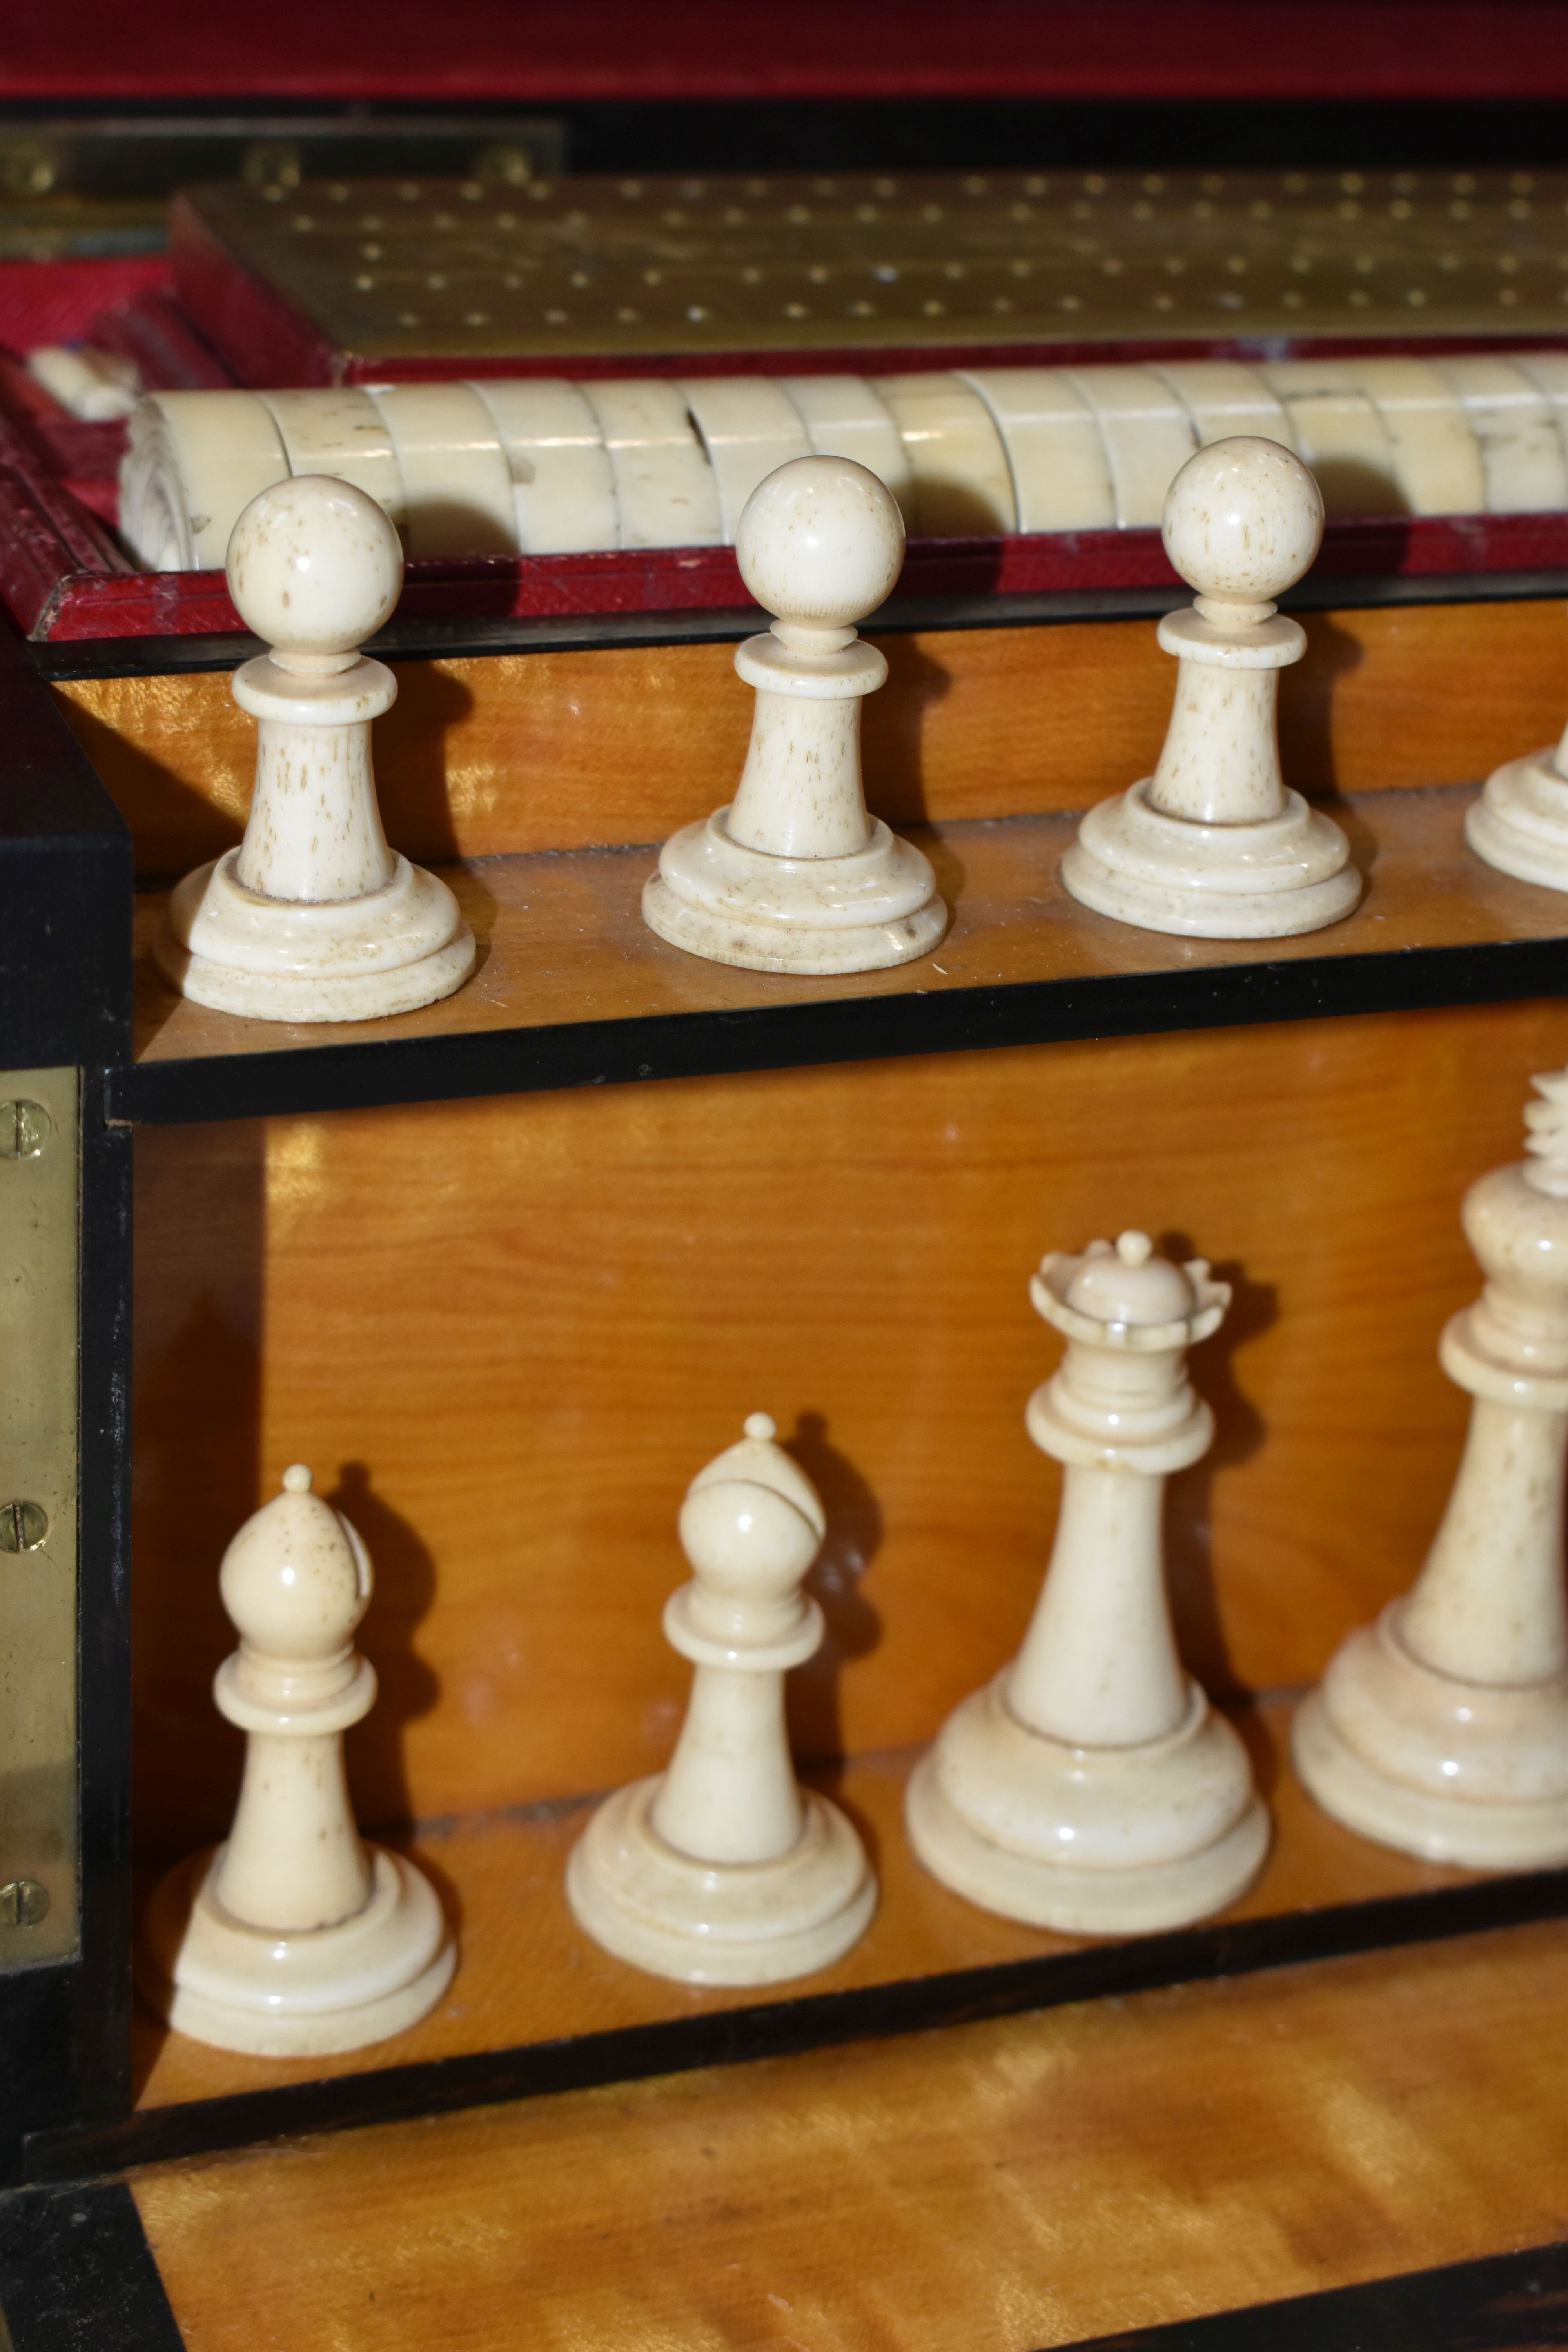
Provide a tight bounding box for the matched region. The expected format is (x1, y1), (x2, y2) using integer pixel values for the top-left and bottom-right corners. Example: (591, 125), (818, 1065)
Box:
(0, 1070), (79, 1967)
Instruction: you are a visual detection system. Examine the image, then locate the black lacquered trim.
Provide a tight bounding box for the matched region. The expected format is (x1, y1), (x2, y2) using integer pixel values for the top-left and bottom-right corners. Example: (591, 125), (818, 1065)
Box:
(0, 2181), (183, 2352)
(1056, 2236), (1568, 2348)
(74, 1070), (134, 2130)
(0, 635), (134, 2176)
(111, 932), (1568, 1128)
(0, 620), (131, 1069)
(32, 565), (1568, 681)
(21, 1858), (1568, 2185)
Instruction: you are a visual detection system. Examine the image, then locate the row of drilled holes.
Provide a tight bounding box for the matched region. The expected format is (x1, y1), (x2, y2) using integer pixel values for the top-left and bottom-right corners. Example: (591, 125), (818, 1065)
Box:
(375, 283), (1568, 327)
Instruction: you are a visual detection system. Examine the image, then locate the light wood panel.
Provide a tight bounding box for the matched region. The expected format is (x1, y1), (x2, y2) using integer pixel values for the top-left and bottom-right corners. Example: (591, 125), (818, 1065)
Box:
(58, 598), (1568, 875)
(132, 994), (1568, 1849)
(127, 786), (1568, 1069)
(131, 1702), (1478, 2114)
(133, 1913), (1568, 2351)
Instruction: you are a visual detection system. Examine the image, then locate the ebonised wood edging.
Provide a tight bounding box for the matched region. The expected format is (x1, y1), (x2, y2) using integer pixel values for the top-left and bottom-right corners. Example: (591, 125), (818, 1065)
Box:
(1056, 2236), (1568, 2348)
(0, 627), (135, 2177)
(34, 566), (1568, 681)
(0, 2182), (183, 2352)
(18, 1860), (1568, 2189)
(112, 933), (1568, 1127)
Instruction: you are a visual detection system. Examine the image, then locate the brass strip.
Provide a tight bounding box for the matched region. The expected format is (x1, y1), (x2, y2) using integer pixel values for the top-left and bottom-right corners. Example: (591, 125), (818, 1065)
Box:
(0, 1069), (79, 1968)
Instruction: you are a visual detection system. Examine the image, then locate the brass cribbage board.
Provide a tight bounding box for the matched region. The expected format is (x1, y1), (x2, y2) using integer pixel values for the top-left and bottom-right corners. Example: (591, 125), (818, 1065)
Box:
(180, 165), (1568, 364)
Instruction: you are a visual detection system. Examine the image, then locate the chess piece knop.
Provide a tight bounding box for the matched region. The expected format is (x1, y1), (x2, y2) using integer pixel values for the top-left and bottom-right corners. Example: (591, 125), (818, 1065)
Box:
(138, 1466), (454, 2054)
(641, 456), (947, 973)
(1063, 437), (1361, 939)
(1295, 1071), (1568, 1865)
(156, 475), (476, 1022)
(907, 1230), (1268, 1933)
(567, 1412), (876, 1982)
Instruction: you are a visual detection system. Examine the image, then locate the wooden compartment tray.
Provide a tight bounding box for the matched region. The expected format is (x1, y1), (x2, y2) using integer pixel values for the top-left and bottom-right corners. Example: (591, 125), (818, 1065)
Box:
(31, 1702), (1564, 2183)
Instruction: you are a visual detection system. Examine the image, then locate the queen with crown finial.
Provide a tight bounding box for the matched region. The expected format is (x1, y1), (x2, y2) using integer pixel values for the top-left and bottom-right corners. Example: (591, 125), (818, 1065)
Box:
(908, 1229), (1267, 1933)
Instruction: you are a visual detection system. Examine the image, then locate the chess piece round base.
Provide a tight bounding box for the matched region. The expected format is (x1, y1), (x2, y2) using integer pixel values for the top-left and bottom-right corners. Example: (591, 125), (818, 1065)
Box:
(1063, 779), (1360, 940)
(157, 848), (476, 1022)
(1292, 1607), (1568, 1868)
(566, 1773), (876, 1985)
(906, 1674), (1268, 1934)
(643, 808), (946, 975)
(139, 1844), (456, 2056)
(1465, 750), (1568, 893)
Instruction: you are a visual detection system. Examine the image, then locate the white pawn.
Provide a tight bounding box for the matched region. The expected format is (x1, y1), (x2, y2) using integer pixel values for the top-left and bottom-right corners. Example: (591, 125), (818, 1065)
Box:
(1468, 703), (1568, 891)
(567, 1413), (876, 1983)
(139, 1466), (454, 2054)
(1063, 437), (1360, 939)
(157, 475), (475, 1022)
(1295, 1070), (1568, 1866)
(907, 1232), (1268, 1933)
(641, 456), (947, 973)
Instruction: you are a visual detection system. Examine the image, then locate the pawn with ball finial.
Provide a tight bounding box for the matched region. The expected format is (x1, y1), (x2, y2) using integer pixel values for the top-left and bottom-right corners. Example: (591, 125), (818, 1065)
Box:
(567, 1412), (876, 1983)
(642, 456), (947, 973)
(1063, 437), (1361, 939)
(138, 1465), (455, 2054)
(156, 474), (475, 1022)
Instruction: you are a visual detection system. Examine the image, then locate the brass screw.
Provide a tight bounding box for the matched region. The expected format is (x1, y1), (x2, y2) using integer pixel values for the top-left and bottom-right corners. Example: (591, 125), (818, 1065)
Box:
(0, 140), (59, 198)
(243, 138), (302, 194)
(476, 142), (534, 187)
(0, 1102), (49, 1159)
(0, 1501), (48, 1553)
(0, 1880), (49, 1927)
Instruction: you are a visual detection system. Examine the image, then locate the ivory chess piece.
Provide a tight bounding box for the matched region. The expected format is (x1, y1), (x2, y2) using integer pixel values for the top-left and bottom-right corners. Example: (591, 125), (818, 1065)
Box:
(641, 456), (946, 974)
(907, 1231), (1268, 1933)
(1062, 437), (1360, 940)
(1467, 698), (1568, 893)
(1294, 1071), (1568, 1866)
(567, 1413), (876, 1984)
(156, 475), (475, 1022)
(139, 1466), (454, 2055)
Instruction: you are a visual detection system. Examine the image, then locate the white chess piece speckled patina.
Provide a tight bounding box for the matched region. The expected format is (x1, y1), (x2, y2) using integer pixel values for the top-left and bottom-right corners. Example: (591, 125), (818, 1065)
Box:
(567, 1413), (875, 1983)
(907, 1231), (1268, 1933)
(139, 1466), (454, 2054)
(1294, 1072), (1568, 1866)
(1467, 677), (1568, 892)
(156, 475), (475, 1022)
(641, 456), (946, 973)
(1063, 437), (1360, 940)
